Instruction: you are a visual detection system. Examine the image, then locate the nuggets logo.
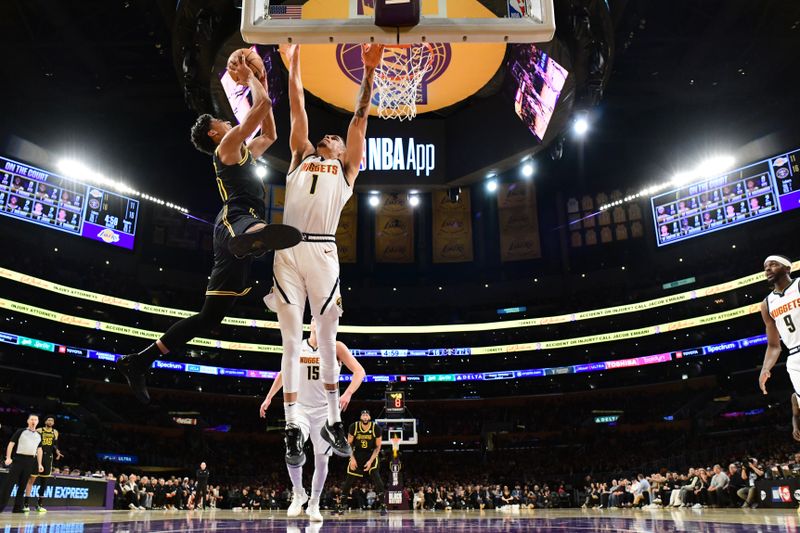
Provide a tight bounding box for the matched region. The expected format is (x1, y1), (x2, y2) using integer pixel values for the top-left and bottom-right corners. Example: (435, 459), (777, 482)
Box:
(288, 0), (506, 115)
(97, 228), (120, 244)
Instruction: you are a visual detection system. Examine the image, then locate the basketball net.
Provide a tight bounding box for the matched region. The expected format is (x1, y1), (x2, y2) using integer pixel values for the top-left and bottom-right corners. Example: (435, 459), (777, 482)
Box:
(374, 44), (434, 121)
(390, 436), (401, 459)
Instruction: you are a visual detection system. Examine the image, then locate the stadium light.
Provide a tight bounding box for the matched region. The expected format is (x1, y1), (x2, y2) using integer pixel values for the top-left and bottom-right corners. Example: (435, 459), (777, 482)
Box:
(408, 194), (420, 207)
(521, 162), (534, 178)
(573, 112), (589, 136)
(485, 178), (498, 193)
(58, 158), (190, 214)
(255, 166), (267, 179)
(599, 154), (735, 211)
(368, 194), (380, 208)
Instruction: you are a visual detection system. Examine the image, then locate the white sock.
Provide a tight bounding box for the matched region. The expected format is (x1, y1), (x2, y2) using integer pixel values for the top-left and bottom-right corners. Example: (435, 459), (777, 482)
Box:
(285, 402), (299, 426)
(311, 454), (329, 501)
(326, 389), (341, 424)
(286, 464), (304, 495)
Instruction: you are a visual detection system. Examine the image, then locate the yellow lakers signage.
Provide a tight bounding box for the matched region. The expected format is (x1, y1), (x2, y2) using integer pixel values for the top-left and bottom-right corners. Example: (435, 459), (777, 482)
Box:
(285, 0), (507, 115)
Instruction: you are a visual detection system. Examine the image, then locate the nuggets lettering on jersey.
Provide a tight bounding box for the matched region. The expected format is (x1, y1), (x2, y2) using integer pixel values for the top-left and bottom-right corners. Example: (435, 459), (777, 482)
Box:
(297, 339), (340, 408)
(284, 155), (352, 235)
(767, 279), (800, 350)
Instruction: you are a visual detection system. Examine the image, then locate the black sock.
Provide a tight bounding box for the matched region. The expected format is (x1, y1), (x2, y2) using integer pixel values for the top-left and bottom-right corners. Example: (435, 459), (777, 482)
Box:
(138, 343), (163, 363)
(23, 496), (29, 506)
(37, 497), (43, 507)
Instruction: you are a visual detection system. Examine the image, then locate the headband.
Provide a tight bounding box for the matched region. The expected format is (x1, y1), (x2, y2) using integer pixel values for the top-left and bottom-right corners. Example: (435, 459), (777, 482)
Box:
(764, 255), (791, 268)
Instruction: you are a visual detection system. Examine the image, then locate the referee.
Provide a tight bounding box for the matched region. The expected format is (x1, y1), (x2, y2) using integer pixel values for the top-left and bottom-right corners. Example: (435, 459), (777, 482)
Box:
(0, 414), (44, 513)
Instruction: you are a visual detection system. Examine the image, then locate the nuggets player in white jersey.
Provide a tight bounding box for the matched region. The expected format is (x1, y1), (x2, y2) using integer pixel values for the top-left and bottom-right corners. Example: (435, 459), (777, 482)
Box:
(266, 42), (383, 465)
(259, 319), (365, 522)
(758, 255), (800, 440)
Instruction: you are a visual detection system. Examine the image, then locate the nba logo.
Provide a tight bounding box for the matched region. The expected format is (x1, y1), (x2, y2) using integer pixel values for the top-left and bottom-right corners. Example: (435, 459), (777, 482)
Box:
(507, 0), (527, 18)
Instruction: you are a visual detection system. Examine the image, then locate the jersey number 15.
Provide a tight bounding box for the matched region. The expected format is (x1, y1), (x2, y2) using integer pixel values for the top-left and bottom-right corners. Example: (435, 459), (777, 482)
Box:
(307, 365), (320, 380)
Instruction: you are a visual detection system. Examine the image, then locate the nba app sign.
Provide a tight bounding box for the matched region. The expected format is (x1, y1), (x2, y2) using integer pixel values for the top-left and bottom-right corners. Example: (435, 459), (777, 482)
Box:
(359, 137), (436, 176)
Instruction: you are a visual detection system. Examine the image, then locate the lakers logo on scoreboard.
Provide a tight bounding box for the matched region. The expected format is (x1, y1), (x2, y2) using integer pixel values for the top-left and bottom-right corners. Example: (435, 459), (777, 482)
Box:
(97, 228), (120, 244)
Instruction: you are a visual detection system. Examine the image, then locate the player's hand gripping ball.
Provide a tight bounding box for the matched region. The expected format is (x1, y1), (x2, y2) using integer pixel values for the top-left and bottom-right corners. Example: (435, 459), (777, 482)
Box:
(227, 48), (265, 85)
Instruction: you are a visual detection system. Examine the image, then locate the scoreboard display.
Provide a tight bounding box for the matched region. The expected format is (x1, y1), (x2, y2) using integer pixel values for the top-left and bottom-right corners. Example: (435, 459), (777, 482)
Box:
(385, 391), (406, 415)
(651, 148), (800, 246)
(0, 156), (139, 249)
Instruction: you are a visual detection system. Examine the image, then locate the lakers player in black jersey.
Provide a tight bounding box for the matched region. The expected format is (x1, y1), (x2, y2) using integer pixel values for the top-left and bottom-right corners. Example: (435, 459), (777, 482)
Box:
(117, 53), (302, 403)
(23, 415), (61, 512)
(339, 410), (386, 515)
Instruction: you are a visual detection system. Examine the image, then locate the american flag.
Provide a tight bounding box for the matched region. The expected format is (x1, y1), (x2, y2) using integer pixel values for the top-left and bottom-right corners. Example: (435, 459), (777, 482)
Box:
(267, 4), (303, 19)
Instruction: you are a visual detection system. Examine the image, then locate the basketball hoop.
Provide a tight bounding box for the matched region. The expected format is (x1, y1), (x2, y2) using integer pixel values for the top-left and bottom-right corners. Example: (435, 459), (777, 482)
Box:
(390, 436), (402, 459)
(374, 43), (435, 121)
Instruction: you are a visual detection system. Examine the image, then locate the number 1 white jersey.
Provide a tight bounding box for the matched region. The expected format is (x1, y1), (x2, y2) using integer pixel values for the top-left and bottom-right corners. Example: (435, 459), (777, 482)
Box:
(766, 279), (800, 351)
(284, 155), (352, 235)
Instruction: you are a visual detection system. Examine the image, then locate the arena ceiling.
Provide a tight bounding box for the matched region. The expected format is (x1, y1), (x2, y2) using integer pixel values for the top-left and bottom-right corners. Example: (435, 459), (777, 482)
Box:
(0, 0), (798, 211)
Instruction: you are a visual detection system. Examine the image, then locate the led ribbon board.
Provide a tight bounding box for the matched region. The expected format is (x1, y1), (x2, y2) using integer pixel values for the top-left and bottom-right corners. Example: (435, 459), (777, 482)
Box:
(1, 263), (794, 334)
(0, 156), (139, 249)
(0, 296), (762, 355)
(0, 329), (768, 383)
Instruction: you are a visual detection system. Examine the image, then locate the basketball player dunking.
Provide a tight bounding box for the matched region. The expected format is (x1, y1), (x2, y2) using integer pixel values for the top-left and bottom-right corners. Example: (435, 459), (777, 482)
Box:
(267, 43), (383, 462)
(117, 53), (302, 403)
(259, 319), (365, 522)
(758, 255), (800, 440)
(24, 415), (62, 512)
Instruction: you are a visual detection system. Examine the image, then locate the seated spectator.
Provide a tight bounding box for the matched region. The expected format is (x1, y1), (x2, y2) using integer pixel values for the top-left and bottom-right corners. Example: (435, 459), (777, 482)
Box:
(707, 464), (729, 508)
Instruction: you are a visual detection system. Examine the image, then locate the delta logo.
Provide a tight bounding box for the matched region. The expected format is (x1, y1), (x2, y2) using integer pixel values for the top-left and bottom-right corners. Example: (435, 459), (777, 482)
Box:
(97, 228), (120, 244)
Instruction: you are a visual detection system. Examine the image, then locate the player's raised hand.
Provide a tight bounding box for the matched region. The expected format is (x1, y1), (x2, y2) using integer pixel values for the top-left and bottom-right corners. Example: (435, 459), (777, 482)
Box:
(361, 44), (384, 69)
(281, 44), (299, 62)
(759, 369), (771, 395)
(259, 396), (272, 418)
(339, 391), (352, 412)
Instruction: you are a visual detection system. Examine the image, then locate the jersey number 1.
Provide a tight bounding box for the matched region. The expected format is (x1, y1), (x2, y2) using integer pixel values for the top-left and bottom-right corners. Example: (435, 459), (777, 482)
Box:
(786, 315), (797, 333)
(309, 174), (319, 195)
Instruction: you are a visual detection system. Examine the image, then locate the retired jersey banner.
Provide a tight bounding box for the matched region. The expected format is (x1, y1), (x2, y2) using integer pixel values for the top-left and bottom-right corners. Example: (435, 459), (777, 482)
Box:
(497, 181), (541, 262)
(375, 193), (414, 263)
(337, 193), (358, 263)
(432, 189), (473, 263)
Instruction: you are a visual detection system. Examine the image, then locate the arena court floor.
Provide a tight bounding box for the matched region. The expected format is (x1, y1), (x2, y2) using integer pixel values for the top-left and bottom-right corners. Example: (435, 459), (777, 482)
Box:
(2, 509), (800, 532)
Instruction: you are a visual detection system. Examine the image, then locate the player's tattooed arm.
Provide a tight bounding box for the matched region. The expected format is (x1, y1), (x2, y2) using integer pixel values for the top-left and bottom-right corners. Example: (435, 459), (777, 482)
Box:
(344, 44), (384, 184)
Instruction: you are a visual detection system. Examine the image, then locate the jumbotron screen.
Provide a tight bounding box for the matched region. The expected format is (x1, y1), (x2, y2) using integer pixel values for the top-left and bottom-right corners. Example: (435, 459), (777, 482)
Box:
(651, 148), (800, 246)
(0, 156), (139, 249)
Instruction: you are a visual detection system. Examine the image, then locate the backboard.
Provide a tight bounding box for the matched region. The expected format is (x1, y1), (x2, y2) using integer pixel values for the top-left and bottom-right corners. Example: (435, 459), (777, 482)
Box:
(241, 0), (555, 45)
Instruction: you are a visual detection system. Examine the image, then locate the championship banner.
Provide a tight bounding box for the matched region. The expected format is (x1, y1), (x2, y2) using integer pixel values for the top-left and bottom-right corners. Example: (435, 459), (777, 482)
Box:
(337, 193), (358, 263)
(432, 189), (473, 263)
(497, 181), (541, 261)
(375, 193), (414, 263)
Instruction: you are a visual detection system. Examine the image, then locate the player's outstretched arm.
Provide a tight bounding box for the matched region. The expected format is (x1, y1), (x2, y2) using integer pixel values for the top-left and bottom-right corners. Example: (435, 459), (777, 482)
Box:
(343, 44), (384, 185)
(247, 75), (278, 159)
(759, 301), (783, 395)
(284, 45), (314, 170)
(218, 52), (270, 165)
(259, 373), (284, 418)
(337, 341), (366, 411)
